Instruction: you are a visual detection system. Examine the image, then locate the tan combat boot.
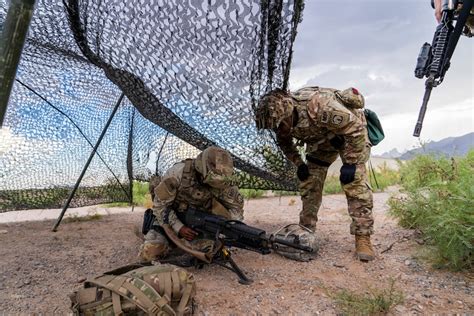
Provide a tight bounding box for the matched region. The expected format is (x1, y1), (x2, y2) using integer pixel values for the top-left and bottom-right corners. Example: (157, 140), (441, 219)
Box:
(355, 235), (375, 262)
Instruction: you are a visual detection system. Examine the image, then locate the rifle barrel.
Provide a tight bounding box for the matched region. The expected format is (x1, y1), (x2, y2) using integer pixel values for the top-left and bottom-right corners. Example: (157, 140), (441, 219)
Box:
(413, 81), (434, 137)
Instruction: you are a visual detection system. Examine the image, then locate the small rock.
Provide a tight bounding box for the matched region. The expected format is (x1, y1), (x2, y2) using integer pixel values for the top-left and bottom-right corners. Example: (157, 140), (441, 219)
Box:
(0, 230), (7, 234)
(404, 259), (411, 266)
(333, 263), (345, 268)
(77, 276), (87, 283)
(23, 280), (31, 285)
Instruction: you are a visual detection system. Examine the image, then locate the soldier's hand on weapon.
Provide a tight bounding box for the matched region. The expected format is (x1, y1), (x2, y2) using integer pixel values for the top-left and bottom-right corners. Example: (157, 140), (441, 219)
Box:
(179, 226), (198, 241)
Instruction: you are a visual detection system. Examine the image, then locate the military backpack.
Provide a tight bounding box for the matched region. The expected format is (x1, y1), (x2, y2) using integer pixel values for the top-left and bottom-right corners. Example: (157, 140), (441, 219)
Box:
(70, 264), (196, 315)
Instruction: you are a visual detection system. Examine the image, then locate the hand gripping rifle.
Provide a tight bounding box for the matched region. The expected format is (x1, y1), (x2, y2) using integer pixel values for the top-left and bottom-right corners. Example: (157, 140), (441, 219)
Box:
(150, 207), (314, 285)
(413, 0), (473, 137)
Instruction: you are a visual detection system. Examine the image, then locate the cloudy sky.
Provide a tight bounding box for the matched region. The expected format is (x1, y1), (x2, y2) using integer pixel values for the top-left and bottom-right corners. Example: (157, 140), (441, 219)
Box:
(289, 0), (473, 155)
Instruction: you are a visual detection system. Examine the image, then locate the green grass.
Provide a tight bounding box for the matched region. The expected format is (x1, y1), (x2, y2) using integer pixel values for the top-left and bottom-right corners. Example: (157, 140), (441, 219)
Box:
(323, 163), (400, 195)
(239, 188), (266, 199)
(132, 181), (149, 206)
(323, 176), (342, 194)
(389, 150), (474, 271)
(331, 280), (404, 316)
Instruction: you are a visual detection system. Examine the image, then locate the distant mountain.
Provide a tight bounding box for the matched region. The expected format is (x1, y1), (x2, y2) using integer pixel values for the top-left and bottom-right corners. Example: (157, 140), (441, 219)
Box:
(400, 132), (474, 160)
(377, 148), (403, 159)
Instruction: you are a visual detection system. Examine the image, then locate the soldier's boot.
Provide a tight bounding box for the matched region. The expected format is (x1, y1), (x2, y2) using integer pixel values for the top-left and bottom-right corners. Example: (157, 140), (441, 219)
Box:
(355, 235), (375, 262)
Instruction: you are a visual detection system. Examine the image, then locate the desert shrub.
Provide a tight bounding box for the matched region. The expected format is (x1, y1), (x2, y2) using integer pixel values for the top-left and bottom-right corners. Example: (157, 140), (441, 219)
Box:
(331, 279), (404, 316)
(133, 181), (149, 206)
(389, 150), (474, 270)
(239, 189), (266, 199)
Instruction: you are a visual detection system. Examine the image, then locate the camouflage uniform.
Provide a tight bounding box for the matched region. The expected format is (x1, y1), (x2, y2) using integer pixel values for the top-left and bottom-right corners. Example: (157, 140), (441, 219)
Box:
(257, 87), (374, 236)
(139, 147), (244, 262)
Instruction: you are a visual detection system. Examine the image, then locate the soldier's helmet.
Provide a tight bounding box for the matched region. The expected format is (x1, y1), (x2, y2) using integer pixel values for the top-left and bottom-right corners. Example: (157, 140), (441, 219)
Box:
(255, 89), (294, 130)
(194, 146), (234, 189)
(335, 87), (365, 109)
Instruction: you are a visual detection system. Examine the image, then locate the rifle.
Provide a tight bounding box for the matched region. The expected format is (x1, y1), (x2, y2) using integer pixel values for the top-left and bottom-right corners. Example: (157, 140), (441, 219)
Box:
(144, 208), (314, 284)
(413, 0), (473, 137)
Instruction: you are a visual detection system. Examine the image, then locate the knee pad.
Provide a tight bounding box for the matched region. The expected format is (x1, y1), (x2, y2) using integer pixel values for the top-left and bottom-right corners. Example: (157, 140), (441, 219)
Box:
(340, 164), (356, 185)
(138, 241), (170, 262)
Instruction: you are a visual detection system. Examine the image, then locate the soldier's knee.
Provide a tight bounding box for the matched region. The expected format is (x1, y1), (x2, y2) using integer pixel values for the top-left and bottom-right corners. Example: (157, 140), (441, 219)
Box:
(139, 229), (170, 262)
(340, 164), (356, 184)
(138, 241), (170, 262)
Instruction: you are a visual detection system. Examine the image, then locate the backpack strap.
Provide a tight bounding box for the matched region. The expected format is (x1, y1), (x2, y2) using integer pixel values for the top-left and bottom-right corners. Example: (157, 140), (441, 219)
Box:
(180, 159), (194, 189)
(175, 275), (196, 316)
(88, 274), (176, 315)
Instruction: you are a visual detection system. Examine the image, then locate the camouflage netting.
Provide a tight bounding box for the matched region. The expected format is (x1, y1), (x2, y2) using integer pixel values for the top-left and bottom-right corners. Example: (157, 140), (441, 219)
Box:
(0, 0), (305, 211)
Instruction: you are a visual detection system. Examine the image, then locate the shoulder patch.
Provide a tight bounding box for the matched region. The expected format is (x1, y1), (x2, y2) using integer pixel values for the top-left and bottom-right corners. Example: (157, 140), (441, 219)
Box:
(320, 110), (330, 124)
(330, 112), (350, 127)
(224, 186), (244, 204)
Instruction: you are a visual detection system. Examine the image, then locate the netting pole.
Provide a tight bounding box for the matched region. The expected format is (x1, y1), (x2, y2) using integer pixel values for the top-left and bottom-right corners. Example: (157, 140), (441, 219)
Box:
(52, 92), (125, 232)
(126, 107), (135, 210)
(0, 0), (35, 127)
(155, 132), (169, 175)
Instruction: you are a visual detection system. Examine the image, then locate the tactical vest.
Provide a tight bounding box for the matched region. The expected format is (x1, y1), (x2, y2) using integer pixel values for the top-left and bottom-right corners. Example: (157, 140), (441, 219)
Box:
(171, 159), (213, 212)
(70, 264), (196, 316)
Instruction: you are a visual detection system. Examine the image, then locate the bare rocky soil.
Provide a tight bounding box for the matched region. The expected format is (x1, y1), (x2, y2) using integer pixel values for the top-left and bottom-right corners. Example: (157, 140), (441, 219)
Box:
(0, 192), (472, 314)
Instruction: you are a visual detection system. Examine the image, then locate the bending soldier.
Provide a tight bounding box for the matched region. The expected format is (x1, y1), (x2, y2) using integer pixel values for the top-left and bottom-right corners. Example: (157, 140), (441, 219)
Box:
(139, 146), (244, 263)
(255, 86), (375, 261)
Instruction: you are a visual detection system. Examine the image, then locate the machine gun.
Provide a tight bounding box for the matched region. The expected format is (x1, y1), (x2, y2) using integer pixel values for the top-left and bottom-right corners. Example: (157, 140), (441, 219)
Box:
(144, 208), (314, 284)
(413, 0), (473, 137)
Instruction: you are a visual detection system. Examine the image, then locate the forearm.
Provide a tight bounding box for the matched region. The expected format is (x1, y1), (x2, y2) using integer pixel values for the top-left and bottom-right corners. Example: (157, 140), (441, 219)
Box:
(276, 133), (304, 166)
(152, 203), (185, 233)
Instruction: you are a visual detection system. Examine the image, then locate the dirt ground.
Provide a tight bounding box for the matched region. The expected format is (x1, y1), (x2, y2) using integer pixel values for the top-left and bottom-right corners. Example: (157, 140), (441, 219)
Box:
(0, 192), (472, 314)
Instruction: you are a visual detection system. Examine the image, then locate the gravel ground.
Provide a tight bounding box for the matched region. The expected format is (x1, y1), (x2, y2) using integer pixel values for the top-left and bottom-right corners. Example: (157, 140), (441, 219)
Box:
(0, 192), (472, 314)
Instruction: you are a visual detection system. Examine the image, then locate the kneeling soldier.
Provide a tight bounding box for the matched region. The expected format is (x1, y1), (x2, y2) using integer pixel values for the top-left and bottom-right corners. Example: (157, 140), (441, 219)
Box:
(139, 146), (244, 262)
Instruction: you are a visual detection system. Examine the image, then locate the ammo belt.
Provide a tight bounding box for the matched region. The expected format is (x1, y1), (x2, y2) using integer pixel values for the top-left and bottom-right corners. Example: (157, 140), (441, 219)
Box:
(306, 155), (332, 167)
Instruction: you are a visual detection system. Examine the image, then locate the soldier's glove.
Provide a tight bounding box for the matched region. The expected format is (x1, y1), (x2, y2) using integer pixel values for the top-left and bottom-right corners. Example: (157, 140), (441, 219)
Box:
(340, 164), (356, 184)
(271, 224), (319, 262)
(329, 135), (345, 149)
(296, 163), (310, 181)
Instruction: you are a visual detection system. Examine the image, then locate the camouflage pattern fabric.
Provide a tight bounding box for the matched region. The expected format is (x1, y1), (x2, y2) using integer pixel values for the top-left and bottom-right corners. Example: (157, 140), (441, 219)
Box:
(139, 147), (244, 262)
(271, 224), (319, 261)
(256, 86), (374, 236)
(70, 264), (196, 315)
(335, 87), (365, 109)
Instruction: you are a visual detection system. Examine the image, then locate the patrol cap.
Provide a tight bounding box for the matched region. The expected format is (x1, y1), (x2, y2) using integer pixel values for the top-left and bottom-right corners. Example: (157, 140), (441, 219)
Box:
(195, 146), (233, 177)
(195, 147), (234, 188)
(255, 89), (294, 130)
(336, 87), (365, 109)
